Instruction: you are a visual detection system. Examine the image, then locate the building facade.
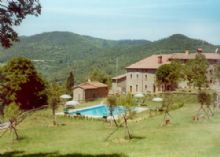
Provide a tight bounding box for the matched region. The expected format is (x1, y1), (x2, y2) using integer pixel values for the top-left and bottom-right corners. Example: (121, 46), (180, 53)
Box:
(112, 49), (220, 94)
(112, 74), (127, 94)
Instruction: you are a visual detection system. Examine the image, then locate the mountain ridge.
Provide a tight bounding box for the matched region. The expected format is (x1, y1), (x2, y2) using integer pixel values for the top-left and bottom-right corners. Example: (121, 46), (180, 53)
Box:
(0, 31), (218, 82)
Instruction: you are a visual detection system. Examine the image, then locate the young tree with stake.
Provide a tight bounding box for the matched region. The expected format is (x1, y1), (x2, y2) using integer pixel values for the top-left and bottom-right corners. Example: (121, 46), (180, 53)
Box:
(48, 83), (62, 126)
(106, 95), (118, 127)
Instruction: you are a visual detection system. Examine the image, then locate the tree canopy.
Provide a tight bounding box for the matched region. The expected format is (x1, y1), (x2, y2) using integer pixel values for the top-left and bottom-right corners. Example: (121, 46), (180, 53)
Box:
(0, 0), (41, 48)
(3, 102), (21, 140)
(215, 62), (220, 81)
(0, 57), (47, 109)
(156, 62), (182, 91)
(184, 54), (208, 89)
(3, 102), (21, 122)
(198, 91), (212, 106)
(89, 69), (111, 87)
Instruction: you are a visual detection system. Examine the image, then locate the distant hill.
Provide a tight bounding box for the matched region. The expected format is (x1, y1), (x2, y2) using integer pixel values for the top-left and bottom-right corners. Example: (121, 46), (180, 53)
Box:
(0, 32), (218, 83)
(150, 34), (216, 53)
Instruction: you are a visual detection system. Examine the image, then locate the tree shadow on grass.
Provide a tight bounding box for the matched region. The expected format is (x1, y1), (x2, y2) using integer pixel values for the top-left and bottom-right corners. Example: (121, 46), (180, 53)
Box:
(0, 151), (128, 157)
(130, 135), (146, 140)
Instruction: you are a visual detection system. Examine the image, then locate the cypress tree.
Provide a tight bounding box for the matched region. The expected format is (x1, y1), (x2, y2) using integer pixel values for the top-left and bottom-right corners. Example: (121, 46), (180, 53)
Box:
(66, 71), (74, 94)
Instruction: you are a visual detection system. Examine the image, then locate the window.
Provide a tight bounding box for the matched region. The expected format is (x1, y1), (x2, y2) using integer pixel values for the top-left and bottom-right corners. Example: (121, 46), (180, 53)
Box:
(145, 85), (147, 89)
(158, 85), (161, 91)
(136, 85), (138, 92)
(130, 74), (132, 79)
(145, 75), (147, 80)
(137, 74), (139, 79)
(153, 85), (156, 93)
(130, 86), (132, 92)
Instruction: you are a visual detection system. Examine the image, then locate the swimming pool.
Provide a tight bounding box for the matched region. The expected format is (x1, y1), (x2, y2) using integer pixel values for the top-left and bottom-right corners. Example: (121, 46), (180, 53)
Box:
(68, 104), (126, 118)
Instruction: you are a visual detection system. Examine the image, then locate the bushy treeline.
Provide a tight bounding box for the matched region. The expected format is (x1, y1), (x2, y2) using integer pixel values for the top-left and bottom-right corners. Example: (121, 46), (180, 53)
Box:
(0, 57), (48, 110)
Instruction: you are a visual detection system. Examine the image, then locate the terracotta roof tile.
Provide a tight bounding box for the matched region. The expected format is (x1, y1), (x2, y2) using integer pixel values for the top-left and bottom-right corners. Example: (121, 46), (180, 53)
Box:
(75, 81), (108, 90)
(126, 52), (220, 70)
(89, 82), (108, 88)
(126, 54), (171, 70)
(79, 84), (97, 89)
(112, 74), (126, 80)
(170, 53), (190, 60)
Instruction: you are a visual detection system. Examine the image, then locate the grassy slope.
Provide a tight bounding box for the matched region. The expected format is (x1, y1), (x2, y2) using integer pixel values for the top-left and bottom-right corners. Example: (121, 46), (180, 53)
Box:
(1, 97), (220, 157)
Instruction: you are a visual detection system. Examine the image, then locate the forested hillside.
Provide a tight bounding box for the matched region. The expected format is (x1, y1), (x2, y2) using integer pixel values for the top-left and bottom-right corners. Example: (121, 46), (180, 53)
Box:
(0, 32), (218, 83)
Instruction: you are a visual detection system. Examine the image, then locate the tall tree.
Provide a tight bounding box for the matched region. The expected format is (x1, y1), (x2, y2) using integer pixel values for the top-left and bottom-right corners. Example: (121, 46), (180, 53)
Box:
(215, 62), (220, 81)
(66, 71), (74, 94)
(0, 57), (47, 109)
(185, 54), (208, 90)
(156, 61), (182, 91)
(0, 0), (41, 48)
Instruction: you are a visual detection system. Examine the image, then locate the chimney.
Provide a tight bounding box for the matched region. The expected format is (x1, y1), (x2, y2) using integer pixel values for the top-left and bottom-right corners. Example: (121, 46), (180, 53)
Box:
(197, 48), (203, 53)
(158, 56), (162, 64)
(185, 50), (189, 55)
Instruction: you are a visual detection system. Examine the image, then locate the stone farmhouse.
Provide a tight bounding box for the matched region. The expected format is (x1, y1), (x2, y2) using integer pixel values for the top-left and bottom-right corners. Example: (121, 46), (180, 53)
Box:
(112, 49), (220, 94)
(73, 81), (108, 101)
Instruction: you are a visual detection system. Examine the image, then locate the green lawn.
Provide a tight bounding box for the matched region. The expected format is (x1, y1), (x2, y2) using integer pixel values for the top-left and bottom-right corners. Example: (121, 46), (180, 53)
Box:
(1, 96), (220, 157)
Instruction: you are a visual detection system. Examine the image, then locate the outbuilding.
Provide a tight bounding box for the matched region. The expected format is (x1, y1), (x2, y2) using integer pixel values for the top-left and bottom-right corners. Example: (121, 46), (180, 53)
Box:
(73, 81), (108, 102)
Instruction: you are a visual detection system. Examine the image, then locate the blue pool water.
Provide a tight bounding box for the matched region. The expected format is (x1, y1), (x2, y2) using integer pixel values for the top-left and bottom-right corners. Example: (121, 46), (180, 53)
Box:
(69, 104), (125, 117)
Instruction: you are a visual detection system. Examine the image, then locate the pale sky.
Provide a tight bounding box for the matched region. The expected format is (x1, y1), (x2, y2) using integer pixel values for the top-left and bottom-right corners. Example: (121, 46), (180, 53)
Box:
(15, 0), (220, 44)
